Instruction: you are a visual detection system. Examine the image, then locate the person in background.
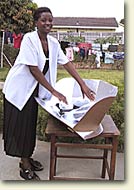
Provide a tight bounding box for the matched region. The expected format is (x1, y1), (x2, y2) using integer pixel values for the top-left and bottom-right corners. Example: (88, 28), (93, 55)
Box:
(86, 48), (89, 60)
(79, 47), (85, 61)
(12, 29), (23, 49)
(4, 29), (13, 45)
(2, 7), (95, 180)
(101, 51), (105, 63)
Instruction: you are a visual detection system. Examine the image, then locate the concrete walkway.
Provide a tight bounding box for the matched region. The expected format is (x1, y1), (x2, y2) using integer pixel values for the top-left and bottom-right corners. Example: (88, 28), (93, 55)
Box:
(0, 134), (124, 181)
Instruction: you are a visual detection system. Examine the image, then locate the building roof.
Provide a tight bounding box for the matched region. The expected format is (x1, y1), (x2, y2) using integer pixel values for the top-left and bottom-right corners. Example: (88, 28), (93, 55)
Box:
(53, 17), (118, 28)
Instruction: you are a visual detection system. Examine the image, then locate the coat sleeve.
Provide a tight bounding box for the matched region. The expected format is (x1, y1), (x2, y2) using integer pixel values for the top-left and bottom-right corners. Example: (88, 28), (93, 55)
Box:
(15, 33), (38, 66)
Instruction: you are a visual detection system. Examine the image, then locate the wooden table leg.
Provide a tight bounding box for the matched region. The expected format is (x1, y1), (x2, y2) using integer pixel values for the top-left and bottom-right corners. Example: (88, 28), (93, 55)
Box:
(109, 136), (118, 180)
(49, 135), (57, 180)
(101, 137), (109, 178)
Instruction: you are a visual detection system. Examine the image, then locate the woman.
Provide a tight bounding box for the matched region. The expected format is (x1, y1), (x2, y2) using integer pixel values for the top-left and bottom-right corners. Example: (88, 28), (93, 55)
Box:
(3, 7), (95, 180)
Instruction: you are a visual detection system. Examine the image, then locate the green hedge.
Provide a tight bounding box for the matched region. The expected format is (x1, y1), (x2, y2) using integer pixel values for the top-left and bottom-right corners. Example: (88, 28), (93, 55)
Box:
(108, 82), (124, 152)
(0, 44), (19, 67)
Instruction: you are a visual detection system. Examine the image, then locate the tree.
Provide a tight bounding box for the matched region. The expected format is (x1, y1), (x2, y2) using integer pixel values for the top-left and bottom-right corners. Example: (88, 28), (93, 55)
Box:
(0, 0), (38, 33)
(94, 37), (107, 51)
(94, 36), (121, 51)
(63, 35), (85, 43)
(106, 36), (120, 45)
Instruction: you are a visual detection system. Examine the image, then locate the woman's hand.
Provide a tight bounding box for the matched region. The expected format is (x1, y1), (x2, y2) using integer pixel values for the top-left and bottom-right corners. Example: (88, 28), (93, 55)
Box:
(63, 62), (95, 101)
(52, 90), (68, 104)
(80, 83), (96, 101)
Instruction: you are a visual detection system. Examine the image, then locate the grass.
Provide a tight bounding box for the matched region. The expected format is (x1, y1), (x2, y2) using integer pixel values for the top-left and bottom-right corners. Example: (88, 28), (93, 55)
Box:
(0, 66), (124, 84)
(0, 67), (124, 86)
(57, 68), (124, 85)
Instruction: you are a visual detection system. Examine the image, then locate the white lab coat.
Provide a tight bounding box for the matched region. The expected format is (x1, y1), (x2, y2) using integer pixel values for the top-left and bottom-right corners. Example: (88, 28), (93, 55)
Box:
(3, 31), (69, 110)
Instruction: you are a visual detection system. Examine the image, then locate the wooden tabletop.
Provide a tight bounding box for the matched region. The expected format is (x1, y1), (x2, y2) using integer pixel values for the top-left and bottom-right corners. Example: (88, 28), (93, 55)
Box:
(45, 115), (120, 137)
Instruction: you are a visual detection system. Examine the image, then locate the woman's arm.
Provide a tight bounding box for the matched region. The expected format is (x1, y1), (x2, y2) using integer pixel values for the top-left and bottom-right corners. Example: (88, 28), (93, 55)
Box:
(63, 62), (95, 100)
(29, 65), (68, 104)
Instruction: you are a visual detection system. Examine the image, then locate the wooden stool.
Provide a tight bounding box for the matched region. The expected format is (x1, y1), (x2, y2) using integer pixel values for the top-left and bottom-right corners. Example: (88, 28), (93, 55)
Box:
(45, 115), (120, 180)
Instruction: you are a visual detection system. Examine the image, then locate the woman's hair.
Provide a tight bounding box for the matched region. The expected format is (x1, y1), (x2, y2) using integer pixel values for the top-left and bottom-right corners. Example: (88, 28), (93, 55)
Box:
(33, 7), (52, 21)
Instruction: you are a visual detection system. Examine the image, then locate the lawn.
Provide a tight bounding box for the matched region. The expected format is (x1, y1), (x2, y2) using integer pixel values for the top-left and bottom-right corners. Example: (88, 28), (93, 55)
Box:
(0, 67), (124, 84)
(57, 67), (124, 86)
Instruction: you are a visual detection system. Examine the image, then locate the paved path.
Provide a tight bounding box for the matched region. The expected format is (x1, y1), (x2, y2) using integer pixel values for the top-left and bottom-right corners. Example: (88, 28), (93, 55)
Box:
(0, 134), (124, 180)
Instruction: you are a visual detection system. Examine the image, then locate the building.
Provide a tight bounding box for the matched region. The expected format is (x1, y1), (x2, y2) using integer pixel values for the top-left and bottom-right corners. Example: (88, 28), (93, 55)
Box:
(52, 17), (118, 32)
(50, 17), (123, 44)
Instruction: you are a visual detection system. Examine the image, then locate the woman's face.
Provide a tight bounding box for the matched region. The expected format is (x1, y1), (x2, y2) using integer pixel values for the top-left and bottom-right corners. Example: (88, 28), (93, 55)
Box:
(36, 12), (53, 34)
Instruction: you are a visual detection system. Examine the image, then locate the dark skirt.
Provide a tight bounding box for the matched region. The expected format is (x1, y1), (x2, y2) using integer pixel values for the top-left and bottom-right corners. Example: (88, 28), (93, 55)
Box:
(3, 86), (38, 158)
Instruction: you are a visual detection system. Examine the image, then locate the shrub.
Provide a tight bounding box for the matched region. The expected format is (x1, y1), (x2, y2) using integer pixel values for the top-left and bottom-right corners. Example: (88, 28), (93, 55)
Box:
(36, 105), (50, 141)
(108, 82), (124, 152)
(2, 44), (19, 67)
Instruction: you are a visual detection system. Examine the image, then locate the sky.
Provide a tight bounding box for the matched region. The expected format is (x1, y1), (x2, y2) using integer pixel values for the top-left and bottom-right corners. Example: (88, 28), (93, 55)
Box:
(33, 0), (124, 22)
